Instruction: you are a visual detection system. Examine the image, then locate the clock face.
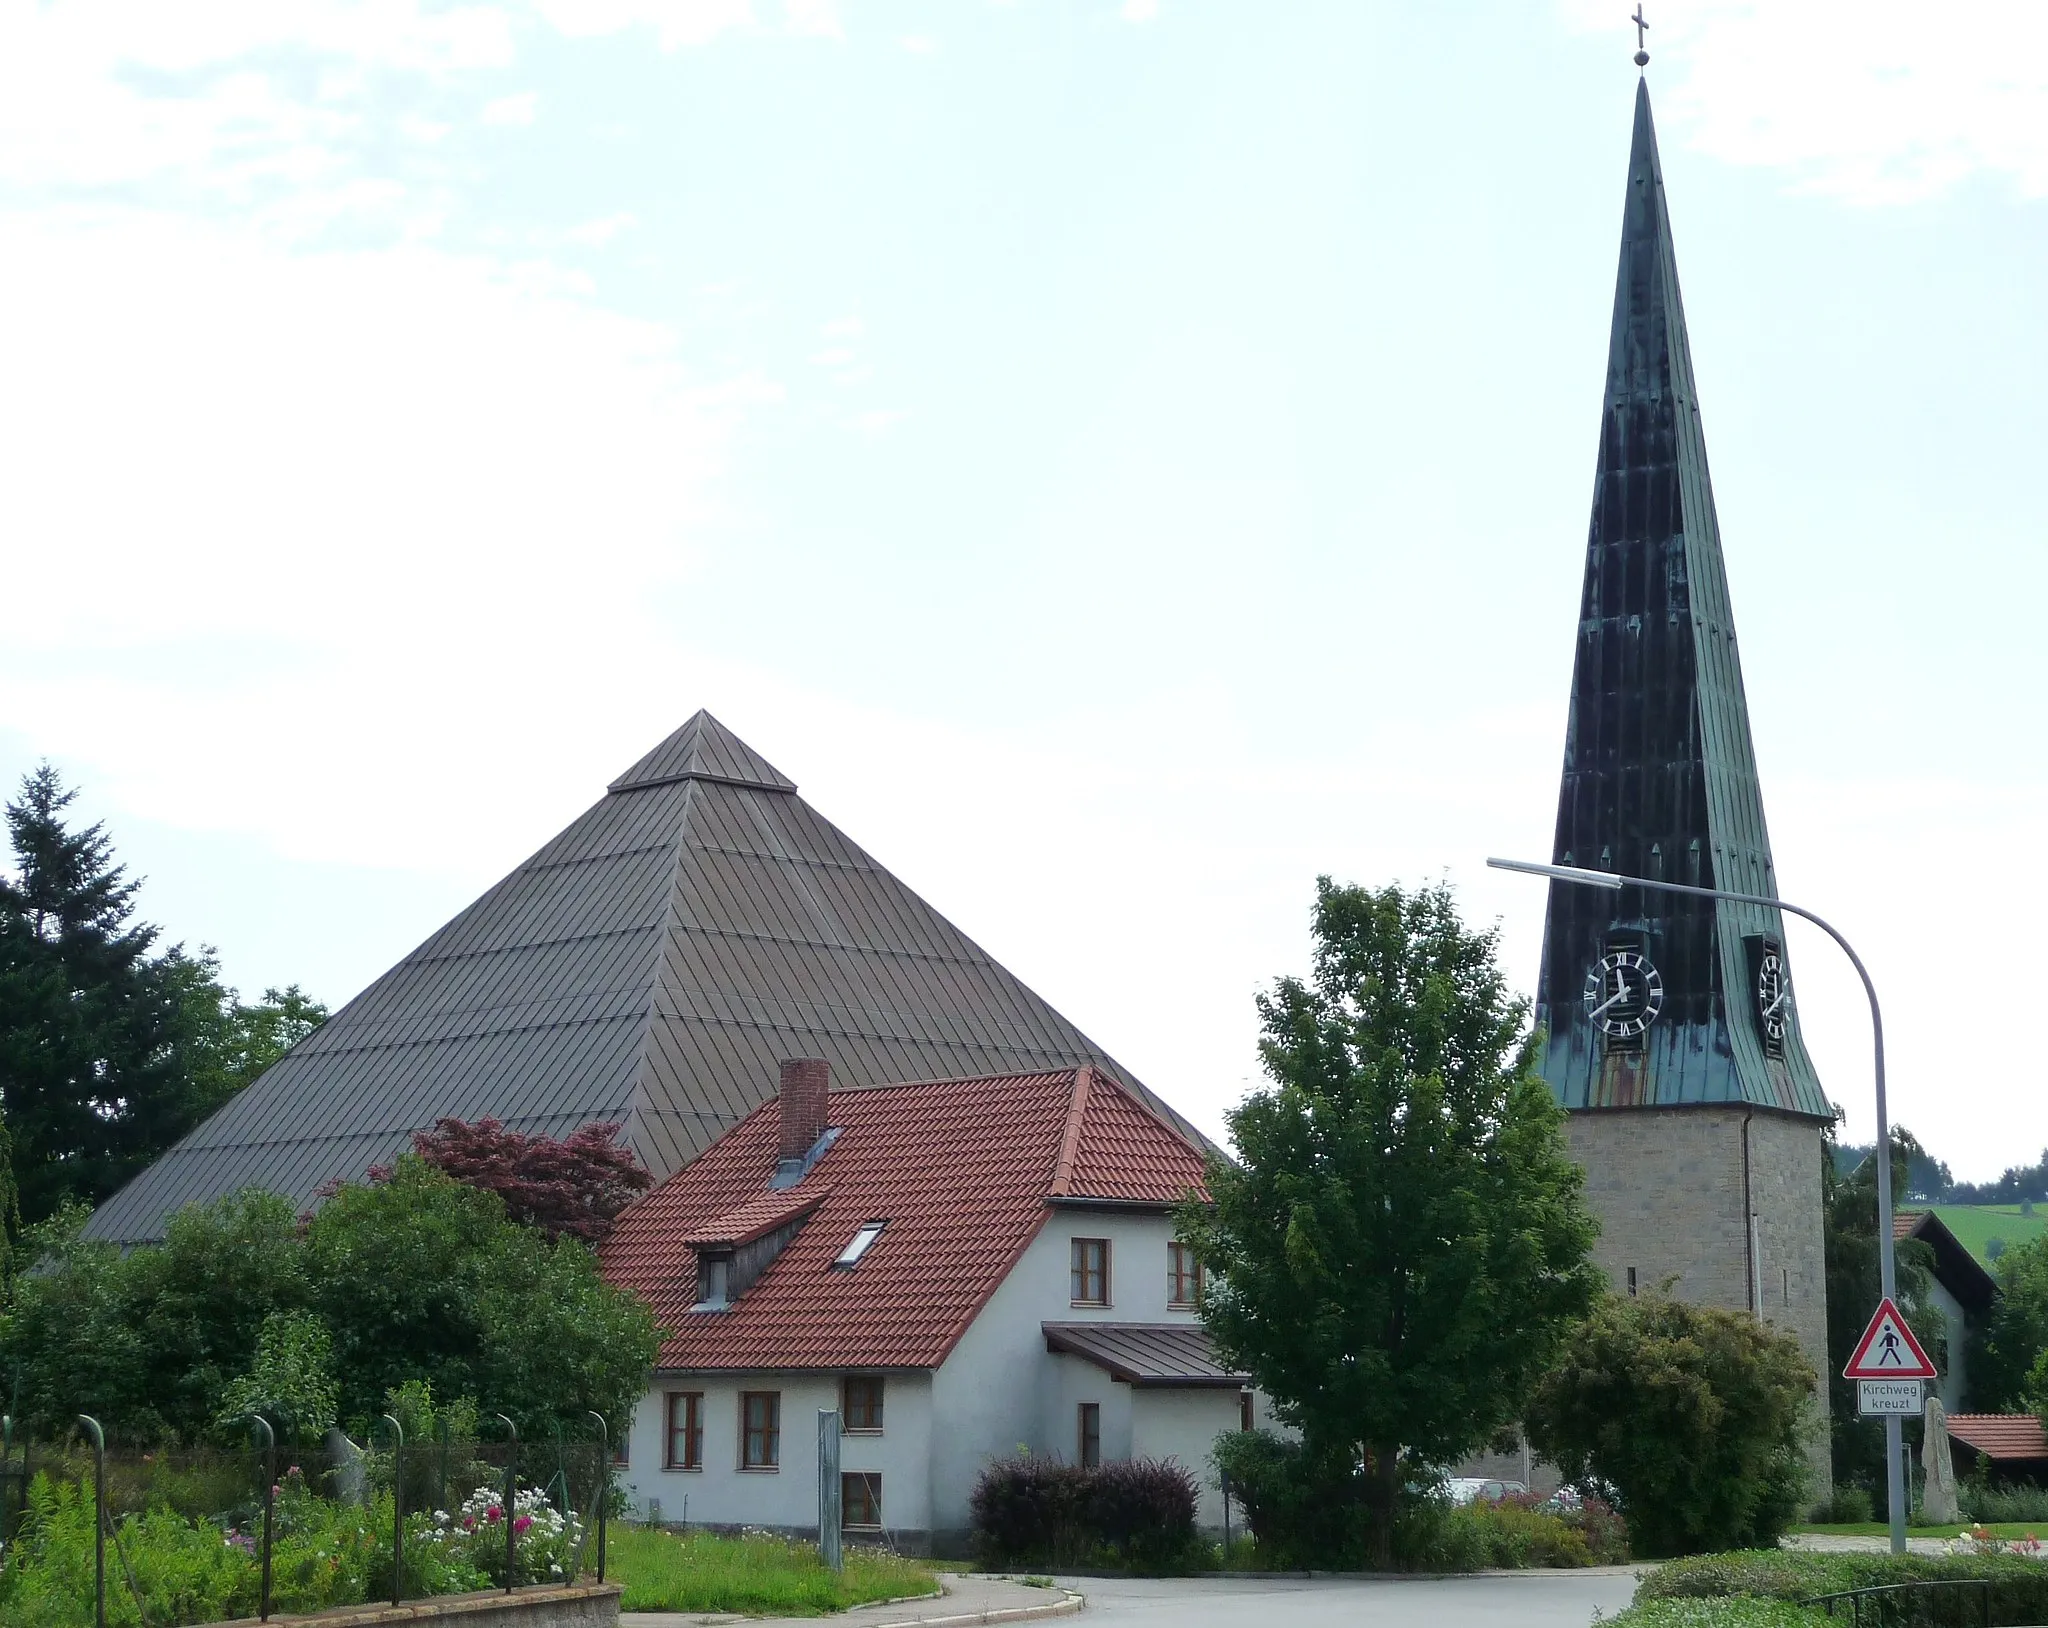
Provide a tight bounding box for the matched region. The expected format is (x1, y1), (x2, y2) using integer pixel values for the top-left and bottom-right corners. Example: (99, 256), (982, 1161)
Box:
(1584, 950), (1664, 1038)
(1756, 951), (1792, 1045)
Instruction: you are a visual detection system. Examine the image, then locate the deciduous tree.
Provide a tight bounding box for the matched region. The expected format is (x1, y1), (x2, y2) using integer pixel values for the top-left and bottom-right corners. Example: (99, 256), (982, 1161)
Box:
(1178, 878), (1600, 1566)
(1526, 1291), (1817, 1556)
(403, 1117), (650, 1242)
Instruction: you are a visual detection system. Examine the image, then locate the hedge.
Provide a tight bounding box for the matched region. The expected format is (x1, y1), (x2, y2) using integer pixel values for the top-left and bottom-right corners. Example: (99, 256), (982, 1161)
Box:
(1635, 1549), (2048, 1628)
(970, 1456), (1199, 1571)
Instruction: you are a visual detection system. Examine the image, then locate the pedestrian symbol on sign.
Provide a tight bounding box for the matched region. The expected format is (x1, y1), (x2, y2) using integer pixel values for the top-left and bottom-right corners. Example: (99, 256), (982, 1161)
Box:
(1843, 1296), (1938, 1382)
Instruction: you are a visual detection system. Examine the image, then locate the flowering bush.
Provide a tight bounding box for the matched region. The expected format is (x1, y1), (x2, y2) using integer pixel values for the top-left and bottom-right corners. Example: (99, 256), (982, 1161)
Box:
(1943, 1526), (2046, 1559)
(412, 1482), (584, 1586)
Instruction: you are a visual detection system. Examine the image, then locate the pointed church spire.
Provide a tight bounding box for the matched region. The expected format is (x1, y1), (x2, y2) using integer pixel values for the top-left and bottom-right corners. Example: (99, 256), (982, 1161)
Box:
(1534, 81), (1830, 1120)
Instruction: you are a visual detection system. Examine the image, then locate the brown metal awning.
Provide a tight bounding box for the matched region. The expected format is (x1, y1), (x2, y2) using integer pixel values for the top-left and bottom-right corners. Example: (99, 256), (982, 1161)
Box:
(1042, 1322), (1249, 1388)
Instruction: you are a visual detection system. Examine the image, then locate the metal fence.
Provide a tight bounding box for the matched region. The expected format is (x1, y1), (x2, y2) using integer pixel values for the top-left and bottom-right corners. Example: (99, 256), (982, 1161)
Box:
(0, 1410), (615, 1628)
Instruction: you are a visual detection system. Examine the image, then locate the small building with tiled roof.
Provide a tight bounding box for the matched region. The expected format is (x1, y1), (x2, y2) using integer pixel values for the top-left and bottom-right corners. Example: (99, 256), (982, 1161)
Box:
(1944, 1414), (2048, 1482)
(1895, 1211), (2000, 1411)
(601, 1058), (1254, 1554)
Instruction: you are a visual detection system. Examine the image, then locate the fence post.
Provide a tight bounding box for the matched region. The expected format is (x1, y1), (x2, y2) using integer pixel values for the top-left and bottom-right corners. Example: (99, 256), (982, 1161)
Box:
(380, 1414), (404, 1606)
(818, 1409), (842, 1574)
(239, 1413), (276, 1623)
(437, 1415), (449, 1514)
(76, 1416), (106, 1628)
(586, 1412), (609, 1584)
(495, 1415), (519, 1593)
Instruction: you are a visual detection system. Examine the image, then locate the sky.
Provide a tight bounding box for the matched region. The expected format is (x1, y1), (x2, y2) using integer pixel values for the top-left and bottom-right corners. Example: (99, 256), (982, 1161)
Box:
(1, 1), (2043, 1183)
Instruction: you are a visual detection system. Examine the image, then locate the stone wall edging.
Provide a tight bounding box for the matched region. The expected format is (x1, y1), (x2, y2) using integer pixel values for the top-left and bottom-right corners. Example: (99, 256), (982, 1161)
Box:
(193, 1582), (622, 1628)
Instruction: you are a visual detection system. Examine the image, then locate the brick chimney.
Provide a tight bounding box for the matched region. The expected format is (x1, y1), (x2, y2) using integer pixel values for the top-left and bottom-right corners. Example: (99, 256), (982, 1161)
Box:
(778, 1058), (830, 1161)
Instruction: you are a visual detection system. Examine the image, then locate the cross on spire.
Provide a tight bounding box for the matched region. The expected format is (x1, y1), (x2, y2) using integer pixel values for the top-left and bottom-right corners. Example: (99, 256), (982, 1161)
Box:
(1632, 4), (1650, 67)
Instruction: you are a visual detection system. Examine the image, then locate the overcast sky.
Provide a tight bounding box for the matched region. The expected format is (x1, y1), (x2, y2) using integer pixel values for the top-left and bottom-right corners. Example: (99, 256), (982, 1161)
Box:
(2, 1), (2042, 1182)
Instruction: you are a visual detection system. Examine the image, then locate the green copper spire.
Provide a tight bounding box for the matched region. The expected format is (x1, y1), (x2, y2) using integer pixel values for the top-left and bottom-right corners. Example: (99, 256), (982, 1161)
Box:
(1535, 80), (1831, 1121)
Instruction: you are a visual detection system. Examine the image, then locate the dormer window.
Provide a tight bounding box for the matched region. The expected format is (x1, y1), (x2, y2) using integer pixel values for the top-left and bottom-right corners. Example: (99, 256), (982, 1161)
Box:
(834, 1220), (887, 1269)
(693, 1252), (732, 1311)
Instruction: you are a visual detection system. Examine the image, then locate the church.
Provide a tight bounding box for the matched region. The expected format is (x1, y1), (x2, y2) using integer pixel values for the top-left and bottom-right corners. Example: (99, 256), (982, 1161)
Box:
(1531, 66), (1835, 1489)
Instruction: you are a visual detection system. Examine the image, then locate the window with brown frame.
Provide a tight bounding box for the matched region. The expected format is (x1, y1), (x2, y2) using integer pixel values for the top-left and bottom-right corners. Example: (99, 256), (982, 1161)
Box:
(740, 1391), (780, 1469)
(1168, 1241), (1202, 1307)
(1239, 1391), (1254, 1433)
(1077, 1402), (1101, 1468)
(842, 1471), (883, 1529)
(664, 1392), (702, 1470)
(842, 1375), (885, 1433)
(1070, 1238), (1109, 1306)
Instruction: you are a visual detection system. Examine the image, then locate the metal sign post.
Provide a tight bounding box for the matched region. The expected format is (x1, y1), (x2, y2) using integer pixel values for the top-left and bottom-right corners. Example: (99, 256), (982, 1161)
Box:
(818, 1410), (843, 1573)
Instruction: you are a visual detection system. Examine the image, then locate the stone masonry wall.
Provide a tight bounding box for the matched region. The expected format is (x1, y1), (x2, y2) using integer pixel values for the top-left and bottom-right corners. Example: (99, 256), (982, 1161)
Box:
(1567, 1105), (1832, 1504)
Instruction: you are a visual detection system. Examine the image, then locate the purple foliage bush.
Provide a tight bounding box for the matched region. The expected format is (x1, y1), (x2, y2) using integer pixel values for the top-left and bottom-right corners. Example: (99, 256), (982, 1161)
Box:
(971, 1456), (1201, 1570)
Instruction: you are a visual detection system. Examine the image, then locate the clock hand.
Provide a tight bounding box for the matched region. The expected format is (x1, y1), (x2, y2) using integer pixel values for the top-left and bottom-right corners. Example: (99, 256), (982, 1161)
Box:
(1590, 979), (1631, 1018)
(1763, 989), (1789, 1018)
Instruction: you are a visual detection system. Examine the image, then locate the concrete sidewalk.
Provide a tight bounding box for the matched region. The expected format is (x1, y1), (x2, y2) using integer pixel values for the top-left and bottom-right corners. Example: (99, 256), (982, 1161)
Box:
(623, 1572), (1082, 1628)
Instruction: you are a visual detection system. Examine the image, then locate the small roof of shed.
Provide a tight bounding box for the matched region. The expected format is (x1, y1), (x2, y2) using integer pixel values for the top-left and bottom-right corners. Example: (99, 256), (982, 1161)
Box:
(1945, 1414), (2048, 1462)
(1041, 1323), (1247, 1388)
(86, 711), (1197, 1245)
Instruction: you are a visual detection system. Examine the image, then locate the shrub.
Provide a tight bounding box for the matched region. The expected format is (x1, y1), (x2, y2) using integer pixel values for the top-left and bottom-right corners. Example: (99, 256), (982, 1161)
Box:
(969, 1456), (1199, 1571)
(1527, 1292), (1816, 1557)
(1212, 1430), (1367, 1569)
(1817, 1487), (1874, 1525)
(970, 1456), (1091, 1567)
(1965, 1484), (2048, 1524)
(1606, 1601), (1828, 1628)
(1397, 1494), (1628, 1571)
(1638, 1548), (2048, 1627)
(1085, 1459), (1200, 1569)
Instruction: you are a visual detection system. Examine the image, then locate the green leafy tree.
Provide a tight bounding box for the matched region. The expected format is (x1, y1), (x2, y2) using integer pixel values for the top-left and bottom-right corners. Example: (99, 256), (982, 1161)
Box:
(1823, 1119), (1941, 1495)
(1526, 1291), (1817, 1556)
(0, 1164), (655, 1444)
(303, 1155), (660, 1434)
(1178, 877), (1601, 1566)
(218, 1309), (340, 1446)
(1975, 1234), (2048, 1413)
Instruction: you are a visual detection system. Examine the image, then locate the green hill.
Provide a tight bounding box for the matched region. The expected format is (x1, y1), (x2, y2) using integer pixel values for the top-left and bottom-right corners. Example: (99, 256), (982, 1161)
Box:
(1923, 1204), (2048, 1267)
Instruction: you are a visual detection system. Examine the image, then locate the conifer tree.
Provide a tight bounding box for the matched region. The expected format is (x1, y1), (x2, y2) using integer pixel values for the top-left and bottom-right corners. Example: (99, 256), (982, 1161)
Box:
(0, 766), (322, 1224)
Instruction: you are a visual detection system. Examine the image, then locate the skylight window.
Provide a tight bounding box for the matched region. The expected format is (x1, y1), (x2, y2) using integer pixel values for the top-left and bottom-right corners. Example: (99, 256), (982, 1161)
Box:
(834, 1221), (887, 1269)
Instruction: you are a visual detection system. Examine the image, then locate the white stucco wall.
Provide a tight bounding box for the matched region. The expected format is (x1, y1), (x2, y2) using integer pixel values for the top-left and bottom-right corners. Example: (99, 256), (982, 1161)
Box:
(617, 1371), (933, 1539)
(928, 1207), (1221, 1540)
(1130, 1387), (1245, 1527)
(1928, 1279), (1969, 1411)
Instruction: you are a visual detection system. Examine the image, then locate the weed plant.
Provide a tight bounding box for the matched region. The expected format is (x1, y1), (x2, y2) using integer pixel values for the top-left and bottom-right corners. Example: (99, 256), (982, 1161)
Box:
(607, 1525), (937, 1615)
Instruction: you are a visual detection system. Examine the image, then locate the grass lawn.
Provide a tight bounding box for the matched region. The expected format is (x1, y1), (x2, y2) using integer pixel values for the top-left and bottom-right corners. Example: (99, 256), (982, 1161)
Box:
(1923, 1205), (2048, 1265)
(606, 1525), (940, 1616)
(1795, 1522), (2048, 1539)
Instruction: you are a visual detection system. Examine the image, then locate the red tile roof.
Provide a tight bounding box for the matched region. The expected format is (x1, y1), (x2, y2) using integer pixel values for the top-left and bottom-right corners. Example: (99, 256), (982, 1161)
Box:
(1946, 1414), (2048, 1461)
(682, 1188), (827, 1248)
(601, 1065), (1211, 1373)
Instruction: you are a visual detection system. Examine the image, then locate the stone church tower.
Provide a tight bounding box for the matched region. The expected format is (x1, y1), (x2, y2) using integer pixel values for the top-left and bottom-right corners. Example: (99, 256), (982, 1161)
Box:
(1535, 76), (1834, 1494)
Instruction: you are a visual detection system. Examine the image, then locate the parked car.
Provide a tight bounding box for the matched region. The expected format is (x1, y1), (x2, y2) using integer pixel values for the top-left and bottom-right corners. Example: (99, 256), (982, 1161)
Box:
(1446, 1477), (1529, 1506)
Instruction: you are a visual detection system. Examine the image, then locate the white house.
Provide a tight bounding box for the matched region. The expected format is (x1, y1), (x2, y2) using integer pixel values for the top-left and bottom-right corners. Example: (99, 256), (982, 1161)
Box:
(601, 1059), (1254, 1556)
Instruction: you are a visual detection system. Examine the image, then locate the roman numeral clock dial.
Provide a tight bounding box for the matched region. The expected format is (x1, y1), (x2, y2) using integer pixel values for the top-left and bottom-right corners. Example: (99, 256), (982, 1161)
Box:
(1756, 949), (1792, 1046)
(1584, 950), (1664, 1038)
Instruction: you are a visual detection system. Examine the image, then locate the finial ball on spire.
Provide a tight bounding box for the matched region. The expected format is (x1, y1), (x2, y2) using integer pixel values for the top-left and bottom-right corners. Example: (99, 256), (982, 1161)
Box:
(1631, 4), (1649, 67)
(1635, 49), (1650, 66)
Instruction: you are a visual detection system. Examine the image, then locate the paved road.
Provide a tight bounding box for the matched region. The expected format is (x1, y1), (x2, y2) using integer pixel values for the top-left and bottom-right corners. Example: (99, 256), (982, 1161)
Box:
(1056, 1569), (1642, 1628)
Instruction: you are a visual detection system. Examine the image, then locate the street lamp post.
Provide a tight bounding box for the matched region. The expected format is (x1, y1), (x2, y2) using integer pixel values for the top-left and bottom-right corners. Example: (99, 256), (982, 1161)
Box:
(1487, 855), (1906, 1556)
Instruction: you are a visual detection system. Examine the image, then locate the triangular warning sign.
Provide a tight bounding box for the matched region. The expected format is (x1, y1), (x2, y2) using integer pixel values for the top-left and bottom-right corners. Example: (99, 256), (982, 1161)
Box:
(1843, 1296), (1938, 1380)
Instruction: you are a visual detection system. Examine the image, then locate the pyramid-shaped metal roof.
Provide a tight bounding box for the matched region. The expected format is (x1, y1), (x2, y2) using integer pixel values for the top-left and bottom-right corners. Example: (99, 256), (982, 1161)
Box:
(86, 711), (1195, 1244)
(1534, 81), (1830, 1120)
